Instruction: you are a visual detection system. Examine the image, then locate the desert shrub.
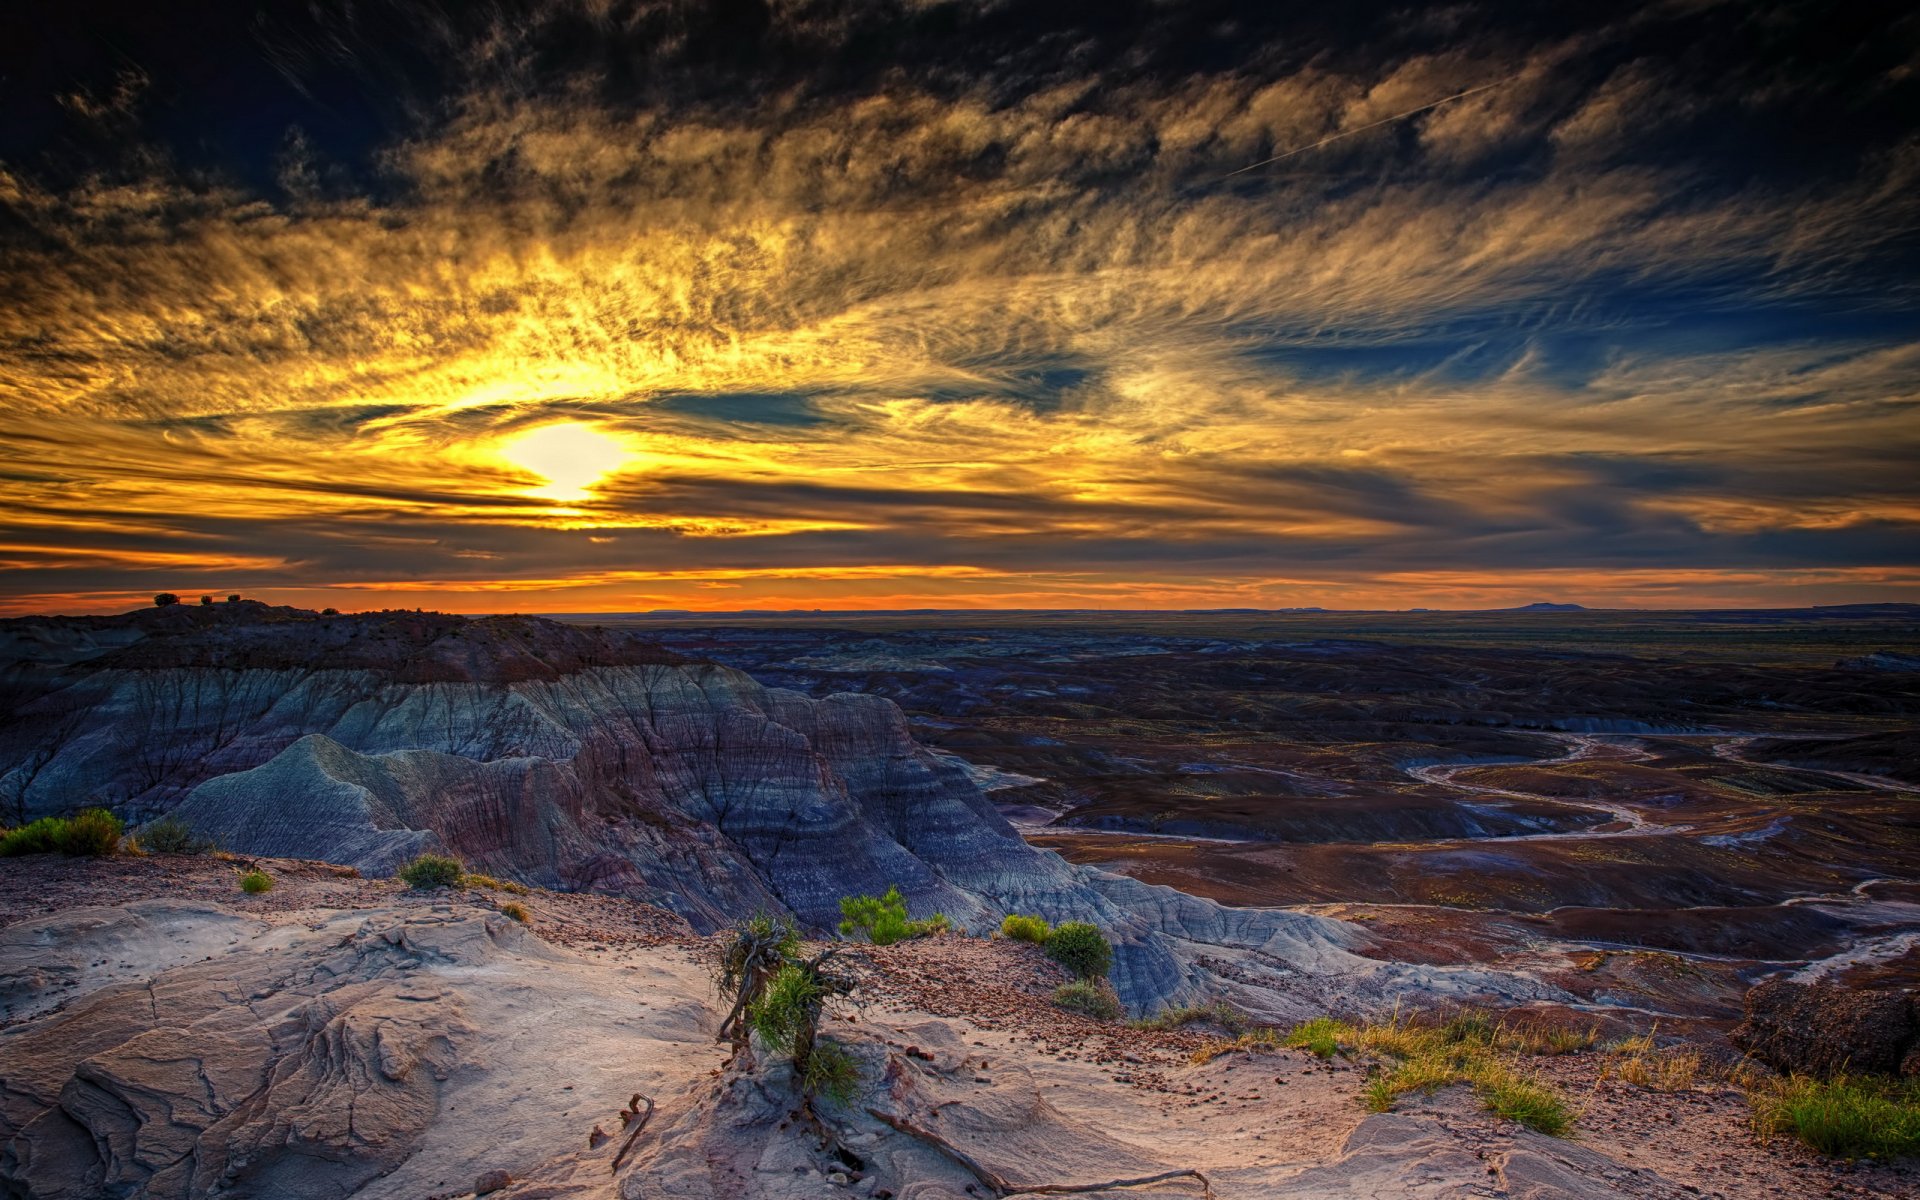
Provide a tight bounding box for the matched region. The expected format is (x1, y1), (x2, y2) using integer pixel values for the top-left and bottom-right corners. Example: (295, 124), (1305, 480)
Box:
(1285, 1016), (1356, 1059)
(751, 962), (831, 1051)
(1044, 921), (1112, 979)
(837, 885), (949, 945)
(0, 817), (67, 856)
(57, 808), (123, 857)
(1752, 1075), (1920, 1160)
(398, 853), (465, 889)
(1000, 913), (1051, 943)
(800, 1038), (860, 1105)
(154, 593), (179, 607)
(715, 914), (803, 1051)
(1052, 979), (1123, 1021)
(500, 901), (529, 923)
(240, 869), (273, 894)
(139, 815), (207, 855)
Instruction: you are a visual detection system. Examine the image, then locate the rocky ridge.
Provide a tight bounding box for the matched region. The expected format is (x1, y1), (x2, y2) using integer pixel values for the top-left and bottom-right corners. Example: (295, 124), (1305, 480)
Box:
(0, 605), (1542, 1015)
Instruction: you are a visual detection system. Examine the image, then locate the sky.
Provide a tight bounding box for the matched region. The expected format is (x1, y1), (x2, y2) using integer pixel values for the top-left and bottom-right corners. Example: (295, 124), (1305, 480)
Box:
(1, 0), (1917, 616)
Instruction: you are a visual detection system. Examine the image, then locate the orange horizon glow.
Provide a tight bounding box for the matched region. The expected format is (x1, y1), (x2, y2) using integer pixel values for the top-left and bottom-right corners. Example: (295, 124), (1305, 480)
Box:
(9, 564), (1919, 620)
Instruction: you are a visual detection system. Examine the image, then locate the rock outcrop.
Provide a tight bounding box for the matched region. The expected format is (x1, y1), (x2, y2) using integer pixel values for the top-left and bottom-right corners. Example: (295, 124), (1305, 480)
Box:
(1732, 978), (1919, 1077)
(0, 605), (1547, 1014)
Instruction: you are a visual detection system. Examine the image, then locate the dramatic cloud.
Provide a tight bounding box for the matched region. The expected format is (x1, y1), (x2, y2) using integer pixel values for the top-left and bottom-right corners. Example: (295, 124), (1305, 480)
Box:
(1, 0), (1916, 613)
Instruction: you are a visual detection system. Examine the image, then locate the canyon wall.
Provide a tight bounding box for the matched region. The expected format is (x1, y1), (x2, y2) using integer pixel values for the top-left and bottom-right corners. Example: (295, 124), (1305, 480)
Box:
(0, 604), (1543, 1012)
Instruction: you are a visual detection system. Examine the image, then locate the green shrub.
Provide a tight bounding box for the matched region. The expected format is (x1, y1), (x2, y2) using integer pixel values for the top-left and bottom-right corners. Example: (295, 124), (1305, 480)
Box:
(1753, 1075), (1920, 1159)
(500, 901), (529, 923)
(398, 853), (465, 889)
(1000, 913), (1051, 943)
(57, 808), (123, 857)
(801, 1038), (861, 1105)
(1045, 921), (1112, 979)
(0, 817), (67, 856)
(838, 885), (949, 945)
(240, 870), (273, 894)
(751, 962), (832, 1052)
(138, 815), (207, 855)
(1052, 979), (1123, 1021)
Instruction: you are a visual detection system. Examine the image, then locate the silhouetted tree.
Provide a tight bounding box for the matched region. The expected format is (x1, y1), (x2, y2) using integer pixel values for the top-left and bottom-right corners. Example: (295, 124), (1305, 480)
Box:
(227, 594), (240, 603)
(200, 595), (213, 606)
(154, 593), (179, 607)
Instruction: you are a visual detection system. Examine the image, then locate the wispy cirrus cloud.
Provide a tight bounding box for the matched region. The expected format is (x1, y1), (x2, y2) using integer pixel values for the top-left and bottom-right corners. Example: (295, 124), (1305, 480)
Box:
(0, 0), (1915, 614)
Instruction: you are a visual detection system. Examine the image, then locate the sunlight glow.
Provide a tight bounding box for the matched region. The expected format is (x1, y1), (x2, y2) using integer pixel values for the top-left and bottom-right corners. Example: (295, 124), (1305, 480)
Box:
(498, 423), (631, 502)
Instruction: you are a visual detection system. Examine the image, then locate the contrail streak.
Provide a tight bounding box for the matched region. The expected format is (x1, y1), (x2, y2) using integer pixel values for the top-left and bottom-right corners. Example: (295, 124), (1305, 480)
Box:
(1217, 74), (1522, 180)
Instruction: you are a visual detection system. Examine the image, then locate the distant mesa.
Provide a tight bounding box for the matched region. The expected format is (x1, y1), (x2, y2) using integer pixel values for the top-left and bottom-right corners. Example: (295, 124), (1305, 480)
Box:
(1505, 602), (1587, 612)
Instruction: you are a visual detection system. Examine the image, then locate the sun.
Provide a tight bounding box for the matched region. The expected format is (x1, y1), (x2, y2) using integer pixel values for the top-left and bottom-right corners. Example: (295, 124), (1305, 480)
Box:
(498, 422), (630, 502)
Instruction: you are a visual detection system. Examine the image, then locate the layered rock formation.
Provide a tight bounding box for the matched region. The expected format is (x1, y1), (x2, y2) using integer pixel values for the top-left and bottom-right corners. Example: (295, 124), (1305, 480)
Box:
(0, 890), (1679, 1200)
(0, 604), (1544, 1013)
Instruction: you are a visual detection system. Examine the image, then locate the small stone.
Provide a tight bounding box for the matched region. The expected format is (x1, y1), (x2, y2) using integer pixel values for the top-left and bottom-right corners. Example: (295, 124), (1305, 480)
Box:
(475, 1168), (512, 1194)
(829, 1170), (852, 1185)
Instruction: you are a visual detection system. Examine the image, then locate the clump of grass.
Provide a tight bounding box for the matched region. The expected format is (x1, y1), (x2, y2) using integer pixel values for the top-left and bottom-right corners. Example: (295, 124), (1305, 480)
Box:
(1044, 921), (1113, 979)
(1752, 1075), (1920, 1160)
(1473, 1062), (1573, 1136)
(465, 872), (503, 889)
(1053, 979), (1123, 1021)
(239, 869), (273, 894)
(138, 815), (208, 855)
(398, 853), (465, 889)
(1133, 1000), (1248, 1034)
(1599, 1024), (1700, 1092)
(0, 816), (67, 856)
(1540, 1025), (1600, 1055)
(1000, 913), (1051, 944)
(1608, 1048), (1702, 1092)
(462, 872), (529, 894)
(837, 885), (950, 945)
(499, 901), (529, 923)
(1276, 1007), (1583, 1137)
(1284, 1016), (1356, 1059)
(1191, 1027), (1283, 1065)
(800, 1038), (861, 1105)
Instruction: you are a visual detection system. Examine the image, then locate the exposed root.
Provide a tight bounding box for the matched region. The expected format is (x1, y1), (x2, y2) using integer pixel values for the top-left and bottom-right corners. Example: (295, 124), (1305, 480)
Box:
(609, 1092), (655, 1174)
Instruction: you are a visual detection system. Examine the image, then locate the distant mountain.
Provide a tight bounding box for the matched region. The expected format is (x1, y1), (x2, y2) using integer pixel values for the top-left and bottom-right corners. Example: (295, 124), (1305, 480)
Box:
(1505, 602), (1588, 612)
